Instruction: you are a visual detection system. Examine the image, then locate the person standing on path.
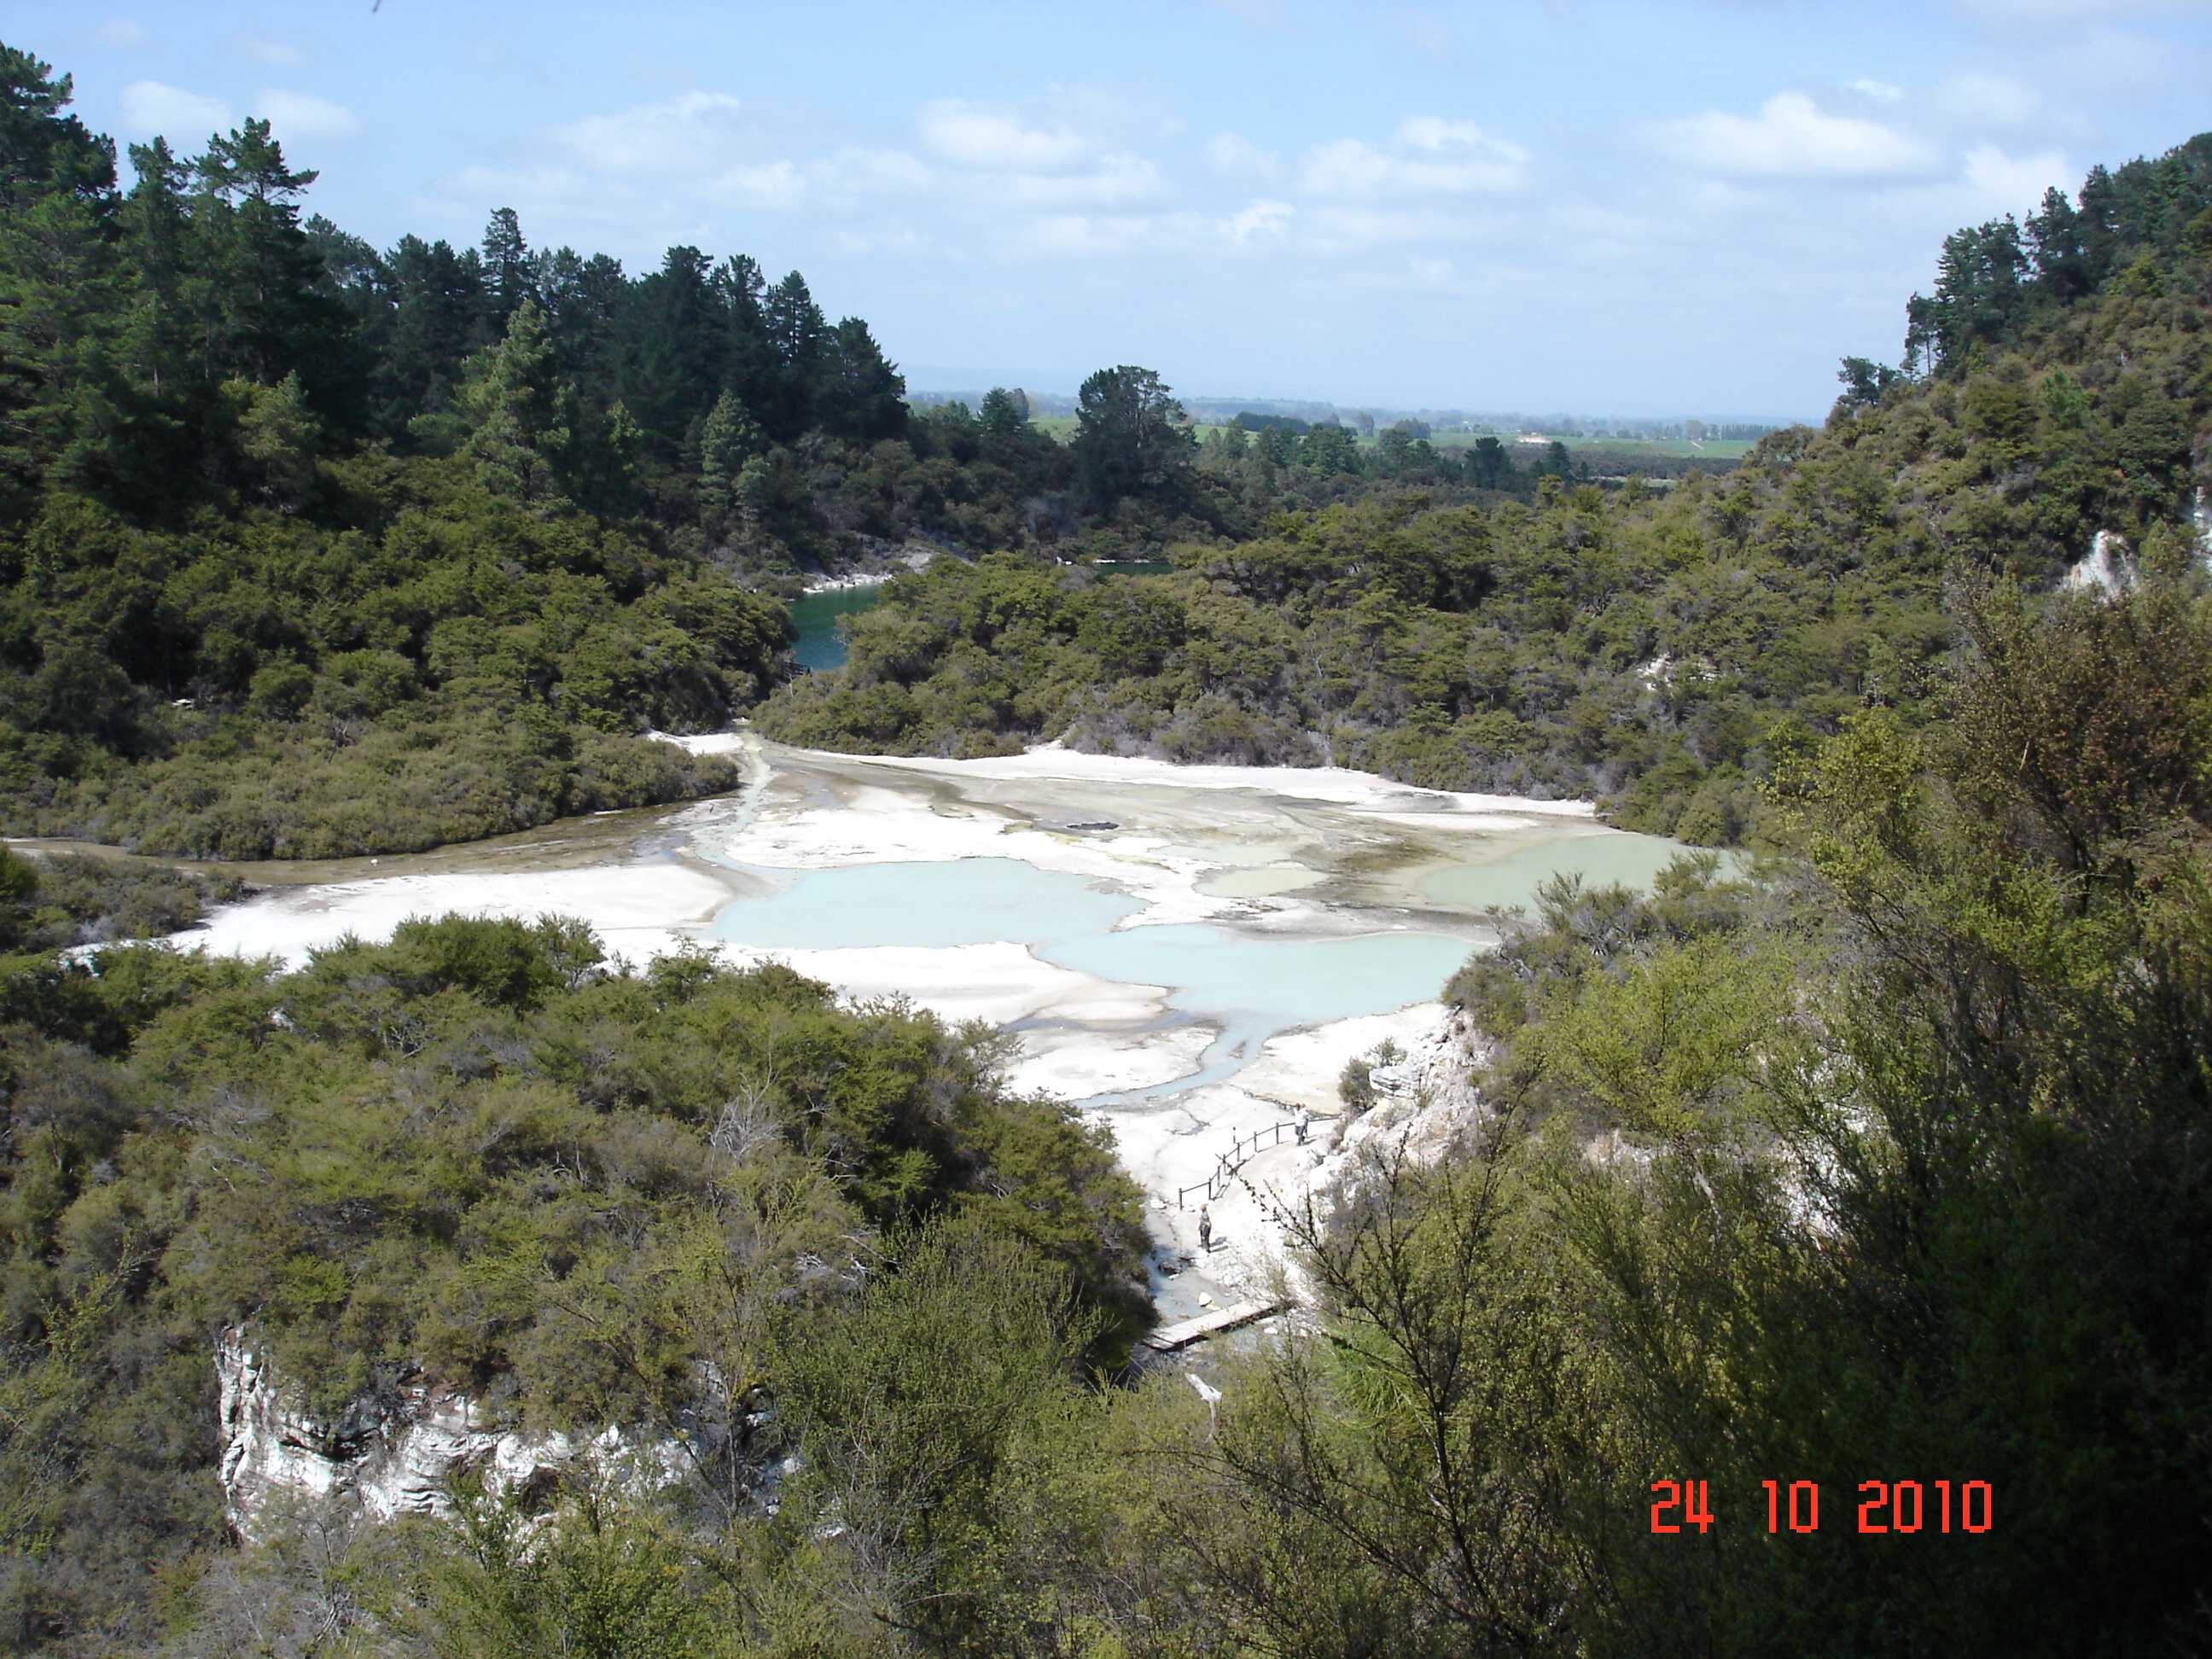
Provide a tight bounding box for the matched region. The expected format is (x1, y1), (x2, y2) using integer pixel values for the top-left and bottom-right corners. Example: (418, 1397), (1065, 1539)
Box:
(1295, 1107), (1311, 1145)
(1198, 1205), (1214, 1253)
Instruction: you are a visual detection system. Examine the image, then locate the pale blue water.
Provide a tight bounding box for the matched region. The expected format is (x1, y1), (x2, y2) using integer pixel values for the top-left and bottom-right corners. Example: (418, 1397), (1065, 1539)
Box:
(789, 564), (1168, 674)
(710, 858), (1472, 1103)
(711, 828), (1708, 1109)
(1043, 925), (1471, 1104)
(789, 584), (886, 673)
(1040, 925), (1468, 1035)
(1420, 830), (1718, 915)
(713, 858), (1138, 948)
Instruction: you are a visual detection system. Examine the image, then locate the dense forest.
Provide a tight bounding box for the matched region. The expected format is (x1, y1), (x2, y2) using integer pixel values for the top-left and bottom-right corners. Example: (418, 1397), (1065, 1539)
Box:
(765, 137), (2212, 844)
(7, 540), (2209, 1655)
(4, 32), (2212, 1656)
(0, 42), (1585, 861)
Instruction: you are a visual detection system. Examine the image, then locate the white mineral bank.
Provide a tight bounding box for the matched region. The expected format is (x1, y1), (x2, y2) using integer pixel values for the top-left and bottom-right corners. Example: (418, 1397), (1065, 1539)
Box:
(168, 736), (1560, 1225)
(856, 741), (1597, 818)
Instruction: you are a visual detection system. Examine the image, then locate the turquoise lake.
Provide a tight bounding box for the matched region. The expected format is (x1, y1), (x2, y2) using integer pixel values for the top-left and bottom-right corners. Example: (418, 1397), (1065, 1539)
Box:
(711, 858), (1138, 948)
(1420, 830), (1715, 914)
(712, 857), (1474, 1102)
(789, 584), (886, 673)
(789, 564), (1174, 674)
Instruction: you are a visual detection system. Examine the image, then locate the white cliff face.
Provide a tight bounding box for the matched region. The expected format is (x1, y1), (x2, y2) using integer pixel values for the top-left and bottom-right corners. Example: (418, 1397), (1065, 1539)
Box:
(2061, 529), (2137, 598)
(1307, 1010), (1491, 1197)
(216, 1330), (691, 1544)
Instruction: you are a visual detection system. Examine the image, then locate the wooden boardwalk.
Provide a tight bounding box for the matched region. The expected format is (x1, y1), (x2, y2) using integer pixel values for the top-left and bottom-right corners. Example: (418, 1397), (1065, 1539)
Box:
(1142, 1299), (1285, 1352)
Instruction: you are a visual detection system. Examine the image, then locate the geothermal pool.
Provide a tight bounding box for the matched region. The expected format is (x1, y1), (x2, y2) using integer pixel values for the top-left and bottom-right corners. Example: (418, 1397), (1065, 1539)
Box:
(172, 732), (1710, 1312)
(707, 853), (1470, 1106)
(789, 583), (884, 673)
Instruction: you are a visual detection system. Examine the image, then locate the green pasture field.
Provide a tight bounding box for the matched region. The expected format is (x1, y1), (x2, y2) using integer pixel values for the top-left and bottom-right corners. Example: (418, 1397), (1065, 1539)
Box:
(1023, 415), (1754, 461)
(1027, 416), (1237, 445)
(1423, 431), (1758, 460)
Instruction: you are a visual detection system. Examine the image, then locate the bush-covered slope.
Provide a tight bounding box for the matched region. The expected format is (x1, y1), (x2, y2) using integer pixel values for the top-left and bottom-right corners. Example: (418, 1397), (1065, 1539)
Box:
(1, 450), (793, 856)
(0, 41), (1611, 859)
(0, 916), (1148, 1644)
(762, 140), (2212, 844)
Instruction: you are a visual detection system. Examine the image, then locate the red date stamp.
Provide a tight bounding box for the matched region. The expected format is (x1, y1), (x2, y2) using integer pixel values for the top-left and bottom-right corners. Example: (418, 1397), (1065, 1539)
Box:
(1650, 1480), (1993, 1534)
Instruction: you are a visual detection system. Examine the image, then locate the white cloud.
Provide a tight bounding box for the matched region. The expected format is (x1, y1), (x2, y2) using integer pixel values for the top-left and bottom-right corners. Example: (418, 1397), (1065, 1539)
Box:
(1208, 131), (1282, 179)
(706, 160), (806, 210)
(1302, 203), (1499, 253)
(118, 81), (233, 140)
(2064, 26), (2180, 89)
(96, 20), (146, 48)
(998, 154), (1163, 208)
(1016, 212), (1173, 259)
(1848, 78), (1904, 102)
(1226, 199), (1294, 243)
(257, 90), (359, 141)
(1962, 142), (2072, 210)
(820, 147), (932, 194)
(1009, 201), (1307, 262)
(1299, 119), (1531, 196)
(408, 163), (719, 248)
(1932, 72), (2040, 128)
(1655, 91), (1940, 179)
(1396, 116), (1509, 155)
(828, 224), (934, 257)
(1958, 0), (2193, 17)
(437, 164), (590, 206)
(919, 100), (1091, 172)
(427, 129), (931, 238)
(557, 91), (748, 174)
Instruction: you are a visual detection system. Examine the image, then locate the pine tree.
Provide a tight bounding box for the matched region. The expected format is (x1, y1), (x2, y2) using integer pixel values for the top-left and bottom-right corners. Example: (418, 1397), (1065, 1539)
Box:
(978, 387), (1025, 437)
(190, 119), (335, 387)
(458, 298), (576, 509)
(818, 317), (906, 443)
(624, 245), (725, 458)
(0, 47), (125, 515)
(224, 370), (320, 509)
(763, 270), (825, 439)
(383, 234), (489, 432)
(119, 138), (196, 402)
(697, 388), (763, 538)
(480, 207), (531, 325)
(1072, 365), (1193, 509)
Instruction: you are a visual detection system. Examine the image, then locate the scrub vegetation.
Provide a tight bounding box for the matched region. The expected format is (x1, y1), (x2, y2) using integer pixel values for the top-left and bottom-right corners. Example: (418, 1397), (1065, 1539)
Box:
(765, 137), (2212, 845)
(3, 37), (2212, 1657)
(3, 44), (1599, 862)
(10, 538), (2209, 1657)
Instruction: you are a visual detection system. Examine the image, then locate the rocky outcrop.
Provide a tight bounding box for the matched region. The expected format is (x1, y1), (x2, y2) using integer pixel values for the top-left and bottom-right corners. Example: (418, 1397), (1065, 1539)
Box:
(1310, 1010), (1491, 1193)
(216, 1330), (694, 1544)
(2061, 528), (2137, 597)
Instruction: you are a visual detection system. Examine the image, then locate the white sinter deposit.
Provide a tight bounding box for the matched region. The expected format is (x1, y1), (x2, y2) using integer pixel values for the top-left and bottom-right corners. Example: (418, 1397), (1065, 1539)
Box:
(168, 734), (1638, 1231)
(216, 1330), (693, 1543)
(2061, 529), (2137, 597)
(172, 734), (1663, 1433)
(799, 541), (936, 592)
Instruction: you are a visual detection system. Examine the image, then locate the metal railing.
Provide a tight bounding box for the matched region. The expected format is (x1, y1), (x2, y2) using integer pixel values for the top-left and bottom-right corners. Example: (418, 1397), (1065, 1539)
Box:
(1175, 1118), (1308, 1208)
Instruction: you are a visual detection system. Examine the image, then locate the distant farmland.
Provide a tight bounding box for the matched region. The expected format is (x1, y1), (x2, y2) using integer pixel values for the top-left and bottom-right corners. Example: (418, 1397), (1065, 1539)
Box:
(1428, 432), (1760, 461)
(1028, 416), (1237, 444)
(1027, 416), (1755, 465)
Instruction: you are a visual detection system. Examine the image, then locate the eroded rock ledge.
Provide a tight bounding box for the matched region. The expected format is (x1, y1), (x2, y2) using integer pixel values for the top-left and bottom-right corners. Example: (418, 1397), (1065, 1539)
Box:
(215, 1330), (693, 1544)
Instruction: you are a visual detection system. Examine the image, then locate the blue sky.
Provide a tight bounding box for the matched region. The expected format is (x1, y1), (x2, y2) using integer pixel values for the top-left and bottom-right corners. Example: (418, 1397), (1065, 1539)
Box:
(17, 1), (2212, 416)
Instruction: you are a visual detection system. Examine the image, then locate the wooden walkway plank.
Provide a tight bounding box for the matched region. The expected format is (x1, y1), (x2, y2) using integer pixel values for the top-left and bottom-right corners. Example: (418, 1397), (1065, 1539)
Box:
(1142, 1299), (1285, 1351)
